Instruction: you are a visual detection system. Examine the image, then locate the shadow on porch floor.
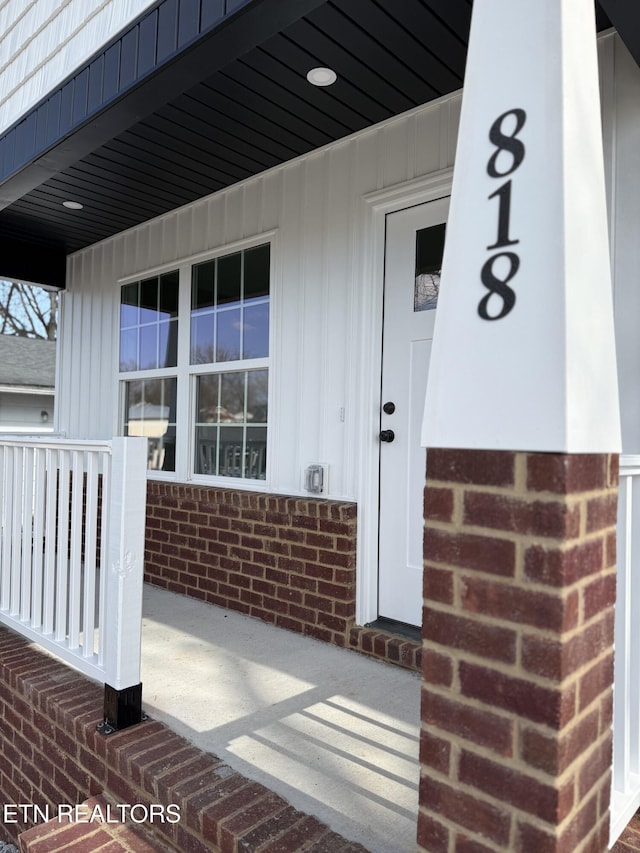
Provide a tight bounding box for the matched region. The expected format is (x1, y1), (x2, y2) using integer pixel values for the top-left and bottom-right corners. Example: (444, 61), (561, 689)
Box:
(139, 584), (421, 853)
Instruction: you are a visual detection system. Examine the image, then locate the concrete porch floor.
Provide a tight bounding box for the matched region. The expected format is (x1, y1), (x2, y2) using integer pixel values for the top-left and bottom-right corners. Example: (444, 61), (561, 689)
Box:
(139, 584), (421, 853)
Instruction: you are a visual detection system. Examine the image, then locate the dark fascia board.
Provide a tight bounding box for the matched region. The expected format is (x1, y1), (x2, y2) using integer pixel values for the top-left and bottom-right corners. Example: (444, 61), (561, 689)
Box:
(598, 0), (640, 65)
(0, 0), (328, 210)
(0, 238), (66, 289)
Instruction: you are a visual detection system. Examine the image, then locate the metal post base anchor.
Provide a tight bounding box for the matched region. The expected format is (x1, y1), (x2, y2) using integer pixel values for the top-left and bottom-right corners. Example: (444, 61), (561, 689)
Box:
(97, 683), (145, 734)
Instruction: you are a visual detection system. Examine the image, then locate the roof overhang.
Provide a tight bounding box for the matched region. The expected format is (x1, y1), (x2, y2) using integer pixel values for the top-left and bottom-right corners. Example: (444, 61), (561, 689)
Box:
(0, 0), (631, 289)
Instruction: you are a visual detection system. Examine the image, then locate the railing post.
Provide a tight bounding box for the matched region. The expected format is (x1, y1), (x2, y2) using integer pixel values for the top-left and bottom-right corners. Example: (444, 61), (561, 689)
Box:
(99, 436), (148, 733)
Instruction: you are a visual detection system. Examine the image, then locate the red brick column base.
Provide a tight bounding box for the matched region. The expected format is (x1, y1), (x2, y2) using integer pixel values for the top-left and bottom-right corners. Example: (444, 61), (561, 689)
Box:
(418, 450), (618, 853)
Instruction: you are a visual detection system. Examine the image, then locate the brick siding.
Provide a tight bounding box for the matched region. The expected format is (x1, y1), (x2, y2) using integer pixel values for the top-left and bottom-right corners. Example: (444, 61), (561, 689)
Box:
(0, 627), (366, 852)
(144, 482), (358, 648)
(143, 483), (422, 673)
(419, 450), (618, 852)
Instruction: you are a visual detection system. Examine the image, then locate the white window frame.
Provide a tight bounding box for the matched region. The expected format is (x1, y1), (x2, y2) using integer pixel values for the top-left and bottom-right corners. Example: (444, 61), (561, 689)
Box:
(117, 232), (275, 488)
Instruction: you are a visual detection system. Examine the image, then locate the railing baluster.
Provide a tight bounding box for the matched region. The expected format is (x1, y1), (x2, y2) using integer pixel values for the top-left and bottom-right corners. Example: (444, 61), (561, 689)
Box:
(54, 450), (70, 642)
(82, 451), (99, 658)
(43, 448), (57, 634)
(20, 446), (34, 622)
(68, 450), (84, 649)
(0, 446), (12, 611)
(10, 446), (24, 617)
(31, 448), (46, 629)
(98, 453), (111, 669)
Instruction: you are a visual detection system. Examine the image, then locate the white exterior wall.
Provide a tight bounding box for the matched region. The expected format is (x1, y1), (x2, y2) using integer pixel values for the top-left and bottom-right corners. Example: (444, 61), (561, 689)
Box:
(57, 31), (640, 503)
(0, 390), (54, 428)
(0, 0), (157, 135)
(58, 93), (462, 500)
(600, 34), (640, 454)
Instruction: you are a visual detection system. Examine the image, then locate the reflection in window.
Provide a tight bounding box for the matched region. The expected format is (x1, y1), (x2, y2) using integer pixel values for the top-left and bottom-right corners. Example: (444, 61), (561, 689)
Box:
(119, 241), (271, 483)
(194, 370), (268, 479)
(191, 244), (269, 364)
(123, 377), (177, 471)
(120, 271), (179, 370)
(414, 223), (446, 312)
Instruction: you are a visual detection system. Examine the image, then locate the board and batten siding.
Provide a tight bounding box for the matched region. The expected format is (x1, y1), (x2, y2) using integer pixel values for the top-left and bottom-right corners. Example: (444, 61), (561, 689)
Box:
(57, 31), (640, 504)
(58, 93), (461, 501)
(0, 0), (157, 135)
(602, 33), (640, 456)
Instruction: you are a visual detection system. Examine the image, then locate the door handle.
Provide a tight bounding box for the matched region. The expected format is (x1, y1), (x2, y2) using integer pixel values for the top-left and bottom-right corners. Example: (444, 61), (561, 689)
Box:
(379, 430), (395, 443)
(382, 401), (396, 415)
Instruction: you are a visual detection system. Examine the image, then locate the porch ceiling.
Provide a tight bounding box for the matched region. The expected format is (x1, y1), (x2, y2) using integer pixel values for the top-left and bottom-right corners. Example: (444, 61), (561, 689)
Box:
(0, 0), (627, 288)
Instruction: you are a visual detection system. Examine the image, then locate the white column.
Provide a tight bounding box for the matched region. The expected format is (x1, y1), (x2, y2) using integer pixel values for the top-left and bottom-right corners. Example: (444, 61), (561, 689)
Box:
(422, 0), (621, 454)
(103, 436), (148, 690)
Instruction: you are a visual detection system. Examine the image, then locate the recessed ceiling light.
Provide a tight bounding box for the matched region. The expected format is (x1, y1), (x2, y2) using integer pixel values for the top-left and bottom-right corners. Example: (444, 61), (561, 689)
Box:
(306, 67), (337, 87)
(62, 200), (83, 210)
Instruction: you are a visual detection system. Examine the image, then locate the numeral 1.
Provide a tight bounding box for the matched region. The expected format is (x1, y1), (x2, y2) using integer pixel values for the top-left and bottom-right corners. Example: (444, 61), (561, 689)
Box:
(486, 181), (519, 251)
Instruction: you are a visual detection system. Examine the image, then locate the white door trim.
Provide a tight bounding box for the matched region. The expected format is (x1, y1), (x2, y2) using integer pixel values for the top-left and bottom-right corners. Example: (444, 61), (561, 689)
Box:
(354, 168), (453, 627)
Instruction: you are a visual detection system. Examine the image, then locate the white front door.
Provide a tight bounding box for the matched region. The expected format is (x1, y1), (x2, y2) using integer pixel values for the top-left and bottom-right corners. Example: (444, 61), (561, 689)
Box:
(378, 198), (449, 627)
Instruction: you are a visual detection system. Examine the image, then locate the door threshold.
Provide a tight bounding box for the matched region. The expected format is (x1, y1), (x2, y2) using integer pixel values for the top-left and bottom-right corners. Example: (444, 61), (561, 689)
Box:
(366, 617), (421, 643)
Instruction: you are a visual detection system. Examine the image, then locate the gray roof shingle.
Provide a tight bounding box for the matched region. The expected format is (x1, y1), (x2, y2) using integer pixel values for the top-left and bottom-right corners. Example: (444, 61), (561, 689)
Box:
(0, 336), (56, 388)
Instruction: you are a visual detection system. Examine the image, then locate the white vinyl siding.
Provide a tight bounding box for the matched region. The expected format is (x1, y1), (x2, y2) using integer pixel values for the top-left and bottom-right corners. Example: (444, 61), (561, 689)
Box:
(58, 91), (462, 498)
(57, 31), (640, 499)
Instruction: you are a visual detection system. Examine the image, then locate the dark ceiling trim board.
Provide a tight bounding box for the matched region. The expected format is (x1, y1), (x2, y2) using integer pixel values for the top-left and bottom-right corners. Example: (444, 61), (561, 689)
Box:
(0, 0), (328, 209)
(0, 238), (66, 289)
(598, 0), (640, 65)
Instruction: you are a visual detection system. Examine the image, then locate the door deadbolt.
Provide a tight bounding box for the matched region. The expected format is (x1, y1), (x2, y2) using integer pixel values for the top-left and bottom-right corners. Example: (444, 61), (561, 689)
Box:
(379, 430), (395, 443)
(382, 401), (396, 415)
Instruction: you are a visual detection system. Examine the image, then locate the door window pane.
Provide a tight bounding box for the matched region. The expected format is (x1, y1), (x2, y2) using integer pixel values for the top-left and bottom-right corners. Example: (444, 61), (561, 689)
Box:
(414, 223), (446, 312)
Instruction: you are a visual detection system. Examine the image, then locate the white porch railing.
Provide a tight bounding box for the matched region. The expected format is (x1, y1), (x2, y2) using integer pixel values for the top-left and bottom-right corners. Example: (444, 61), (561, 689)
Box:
(0, 436), (147, 719)
(611, 454), (640, 844)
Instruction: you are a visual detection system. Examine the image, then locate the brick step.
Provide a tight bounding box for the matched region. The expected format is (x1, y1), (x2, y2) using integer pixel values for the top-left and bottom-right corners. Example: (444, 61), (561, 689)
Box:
(348, 624), (421, 671)
(18, 796), (170, 853)
(612, 811), (640, 852)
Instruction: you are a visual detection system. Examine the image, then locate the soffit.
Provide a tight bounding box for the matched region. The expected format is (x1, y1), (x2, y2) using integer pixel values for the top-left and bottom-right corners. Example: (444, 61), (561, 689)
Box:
(0, 0), (625, 286)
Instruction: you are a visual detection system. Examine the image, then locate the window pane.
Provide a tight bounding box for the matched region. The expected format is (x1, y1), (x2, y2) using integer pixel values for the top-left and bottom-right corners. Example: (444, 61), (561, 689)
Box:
(242, 302), (269, 359)
(194, 371), (267, 480)
(120, 271), (179, 372)
(197, 374), (220, 423)
(121, 283), (139, 328)
(218, 426), (243, 477)
(158, 319), (178, 369)
(247, 370), (268, 423)
(245, 426), (267, 479)
(220, 371), (246, 421)
(139, 277), (159, 324)
(124, 377), (177, 472)
(195, 425), (218, 474)
(120, 328), (138, 371)
(217, 308), (241, 362)
(192, 261), (215, 311)
(159, 271), (179, 318)
(244, 244), (270, 299)
(191, 314), (215, 364)
(217, 253), (241, 305)
(139, 324), (158, 370)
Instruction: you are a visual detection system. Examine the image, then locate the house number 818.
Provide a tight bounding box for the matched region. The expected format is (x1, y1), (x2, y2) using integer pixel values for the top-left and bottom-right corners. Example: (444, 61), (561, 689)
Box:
(478, 108), (527, 321)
